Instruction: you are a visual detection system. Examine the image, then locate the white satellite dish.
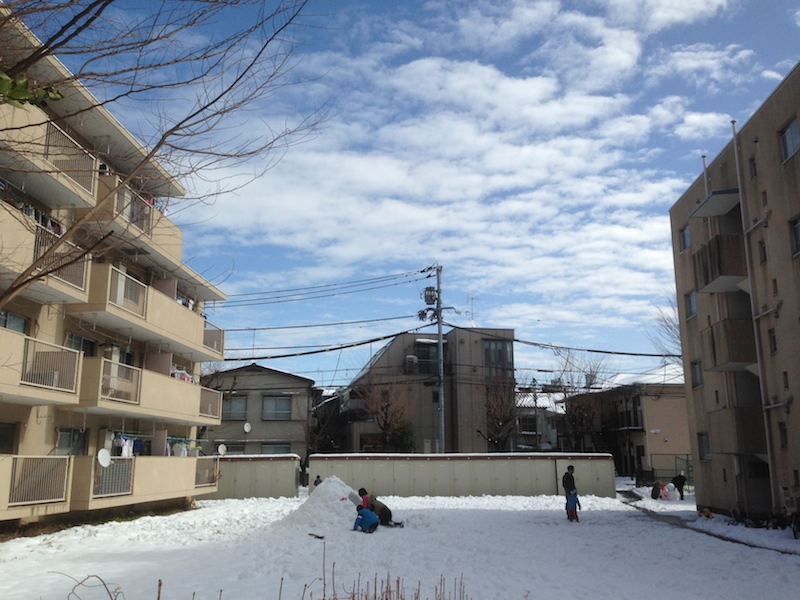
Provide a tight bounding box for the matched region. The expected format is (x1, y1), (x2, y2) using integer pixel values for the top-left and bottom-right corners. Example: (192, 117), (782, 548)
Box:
(243, 422), (252, 433)
(217, 443), (228, 456)
(97, 448), (111, 468)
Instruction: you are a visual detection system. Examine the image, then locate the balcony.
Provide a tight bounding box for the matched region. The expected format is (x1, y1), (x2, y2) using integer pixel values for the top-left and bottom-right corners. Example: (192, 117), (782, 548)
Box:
(0, 105), (98, 209)
(701, 318), (757, 371)
(0, 205), (89, 305)
(692, 234), (747, 293)
(69, 455), (218, 511)
(0, 456), (72, 522)
(67, 263), (224, 361)
(80, 356), (222, 425)
(689, 188), (740, 218)
(0, 329), (81, 406)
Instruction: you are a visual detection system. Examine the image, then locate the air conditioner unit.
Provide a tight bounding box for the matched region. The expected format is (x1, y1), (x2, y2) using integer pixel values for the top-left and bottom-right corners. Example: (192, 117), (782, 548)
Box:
(404, 355), (419, 374)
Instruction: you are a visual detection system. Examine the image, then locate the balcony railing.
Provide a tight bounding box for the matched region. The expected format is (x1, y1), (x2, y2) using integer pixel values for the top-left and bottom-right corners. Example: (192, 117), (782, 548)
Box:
(34, 223), (88, 290)
(8, 456), (70, 505)
(20, 337), (80, 392)
(44, 121), (96, 194)
(101, 358), (141, 404)
(195, 457), (219, 487)
(199, 387), (222, 418)
(115, 184), (154, 235)
(93, 457), (134, 497)
(203, 321), (224, 352)
(109, 267), (147, 317)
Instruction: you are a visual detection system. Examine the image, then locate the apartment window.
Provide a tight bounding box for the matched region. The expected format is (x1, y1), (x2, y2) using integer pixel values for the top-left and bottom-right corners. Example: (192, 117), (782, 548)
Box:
(0, 309), (27, 333)
(684, 291), (697, 319)
(66, 332), (97, 357)
(54, 428), (86, 456)
(698, 432), (711, 460)
(0, 422), (16, 454)
(773, 278), (779, 296)
(262, 396), (292, 420)
(690, 360), (704, 388)
(778, 422), (788, 449)
(748, 156), (757, 179)
(415, 342), (438, 375)
(781, 118), (800, 161)
(261, 443), (291, 454)
(223, 443), (245, 455)
(783, 371), (789, 389)
(484, 339), (513, 378)
(222, 395), (247, 420)
(768, 328), (777, 354)
(679, 226), (690, 251)
(758, 240), (767, 264)
(791, 218), (800, 256)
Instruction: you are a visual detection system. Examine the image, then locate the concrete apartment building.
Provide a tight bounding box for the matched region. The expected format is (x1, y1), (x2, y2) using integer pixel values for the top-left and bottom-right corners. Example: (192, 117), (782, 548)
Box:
(1, 20), (226, 524)
(201, 363), (317, 458)
(670, 62), (800, 517)
(323, 327), (515, 453)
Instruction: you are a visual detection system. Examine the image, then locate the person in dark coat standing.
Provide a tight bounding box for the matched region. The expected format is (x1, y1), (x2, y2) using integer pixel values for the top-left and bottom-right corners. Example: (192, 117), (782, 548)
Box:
(562, 465), (576, 519)
(671, 473), (687, 500)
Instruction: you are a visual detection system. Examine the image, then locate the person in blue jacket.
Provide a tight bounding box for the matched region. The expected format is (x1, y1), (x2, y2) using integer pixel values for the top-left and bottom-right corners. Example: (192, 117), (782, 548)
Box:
(566, 489), (582, 522)
(353, 505), (380, 533)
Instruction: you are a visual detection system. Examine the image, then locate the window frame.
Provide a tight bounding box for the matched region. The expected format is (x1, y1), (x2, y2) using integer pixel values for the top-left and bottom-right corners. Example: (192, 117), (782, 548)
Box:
(781, 118), (800, 161)
(684, 291), (697, 319)
(261, 395), (292, 421)
(678, 226), (690, 252)
(698, 432), (711, 460)
(222, 394), (247, 421)
(690, 360), (704, 388)
(790, 217), (800, 256)
(260, 443), (291, 454)
(0, 309), (27, 333)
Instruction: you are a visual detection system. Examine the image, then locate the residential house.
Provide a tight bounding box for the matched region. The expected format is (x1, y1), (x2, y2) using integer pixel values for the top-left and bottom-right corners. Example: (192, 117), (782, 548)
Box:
(322, 327), (516, 453)
(200, 363), (317, 462)
(670, 61), (800, 516)
(0, 18), (225, 524)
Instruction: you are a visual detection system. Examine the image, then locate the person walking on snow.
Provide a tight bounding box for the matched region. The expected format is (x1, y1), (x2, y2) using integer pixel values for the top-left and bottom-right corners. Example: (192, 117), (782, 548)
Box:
(562, 465), (576, 518)
(566, 489), (582, 522)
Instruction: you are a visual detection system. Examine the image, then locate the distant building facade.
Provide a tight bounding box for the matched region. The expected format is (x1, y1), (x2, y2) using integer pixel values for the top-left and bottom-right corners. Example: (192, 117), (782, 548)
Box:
(321, 327), (515, 453)
(670, 62), (800, 516)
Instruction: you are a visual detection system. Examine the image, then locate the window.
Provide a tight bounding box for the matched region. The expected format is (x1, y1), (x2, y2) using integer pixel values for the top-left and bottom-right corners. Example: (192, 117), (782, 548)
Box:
(262, 396), (291, 420)
(222, 395), (247, 420)
(415, 342), (438, 375)
(768, 328), (777, 354)
(791, 218), (800, 255)
(484, 339), (513, 378)
(0, 309), (26, 333)
(698, 432), (711, 460)
(684, 291), (696, 319)
(783, 371), (789, 389)
(679, 226), (690, 251)
(779, 422), (788, 448)
(690, 360), (703, 388)
(748, 156), (757, 179)
(0, 422), (16, 454)
(66, 332), (97, 357)
(773, 278), (779, 296)
(54, 428), (86, 456)
(781, 118), (800, 161)
(758, 240), (767, 264)
(222, 443), (245, 455)
(261, 443), (291, 454)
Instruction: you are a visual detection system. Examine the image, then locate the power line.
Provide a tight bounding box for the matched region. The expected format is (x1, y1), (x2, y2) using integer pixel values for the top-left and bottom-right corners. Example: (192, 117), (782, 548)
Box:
(224, 314), (418, 333)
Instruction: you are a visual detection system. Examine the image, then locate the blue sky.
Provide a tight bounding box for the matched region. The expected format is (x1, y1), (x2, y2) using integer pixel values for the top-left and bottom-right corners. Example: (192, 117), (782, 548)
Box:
(166, 0), (800, 389)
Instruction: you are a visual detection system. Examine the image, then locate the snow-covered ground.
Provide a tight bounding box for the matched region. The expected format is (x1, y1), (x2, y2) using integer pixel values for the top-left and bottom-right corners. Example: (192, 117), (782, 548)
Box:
(1, 476), (798, 599)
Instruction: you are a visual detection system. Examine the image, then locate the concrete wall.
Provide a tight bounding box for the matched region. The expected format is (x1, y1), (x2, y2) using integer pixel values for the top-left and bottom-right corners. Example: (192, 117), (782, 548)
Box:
(309, 453), (616, 498)
(204, 454), (301, 499)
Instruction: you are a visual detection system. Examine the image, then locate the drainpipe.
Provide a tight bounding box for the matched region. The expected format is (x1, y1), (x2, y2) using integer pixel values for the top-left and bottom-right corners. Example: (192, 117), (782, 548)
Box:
(730, 120), (778, 512)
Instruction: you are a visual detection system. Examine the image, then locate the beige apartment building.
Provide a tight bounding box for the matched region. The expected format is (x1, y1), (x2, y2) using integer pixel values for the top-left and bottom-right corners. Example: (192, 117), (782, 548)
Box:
(1, 20), (226, 524)
(670, 62), (800, 517)
(325, 327), (515, 453)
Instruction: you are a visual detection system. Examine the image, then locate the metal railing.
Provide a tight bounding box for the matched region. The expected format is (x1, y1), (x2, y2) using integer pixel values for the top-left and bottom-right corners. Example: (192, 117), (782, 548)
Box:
(34, 223), (88, 290)
(195, 457), (218, 487)
(8, 456), (70, 505)
(93, 457), (134, 497)
(100, 358), (141, 404)
(109, 267), (147, 317)
(115, 184), (153, 235)
(203, 320), (224, 352)
(44, 121), (96, 194)
(20, 337), (80, 392)
(199, 387), (222, 418)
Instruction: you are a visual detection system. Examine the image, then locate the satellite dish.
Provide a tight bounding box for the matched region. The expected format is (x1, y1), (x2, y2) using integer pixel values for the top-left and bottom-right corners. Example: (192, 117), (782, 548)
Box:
(243, 422), (252, 433)
(97, 448), (111, 468)
(217, 443), (227, 456)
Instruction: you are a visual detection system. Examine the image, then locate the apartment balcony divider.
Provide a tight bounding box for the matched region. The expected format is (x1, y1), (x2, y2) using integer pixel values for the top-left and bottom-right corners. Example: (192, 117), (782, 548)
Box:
(115, 184), (154, 235)
(195, 457), (219, 487)
(109, 267), (147, 317)
(203, 321), (224, 353)
(199, 387), (222, 419)
(33, 223), (88, 290)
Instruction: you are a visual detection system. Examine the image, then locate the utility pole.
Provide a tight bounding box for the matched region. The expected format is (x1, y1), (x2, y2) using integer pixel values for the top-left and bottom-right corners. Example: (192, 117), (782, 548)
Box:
(421, 263), (445, 453)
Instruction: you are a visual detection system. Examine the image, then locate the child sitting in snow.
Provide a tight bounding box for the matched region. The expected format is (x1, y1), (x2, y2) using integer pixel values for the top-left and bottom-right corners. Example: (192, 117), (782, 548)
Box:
(353, 505), (380, 533)
(566, 489), (582, 522)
